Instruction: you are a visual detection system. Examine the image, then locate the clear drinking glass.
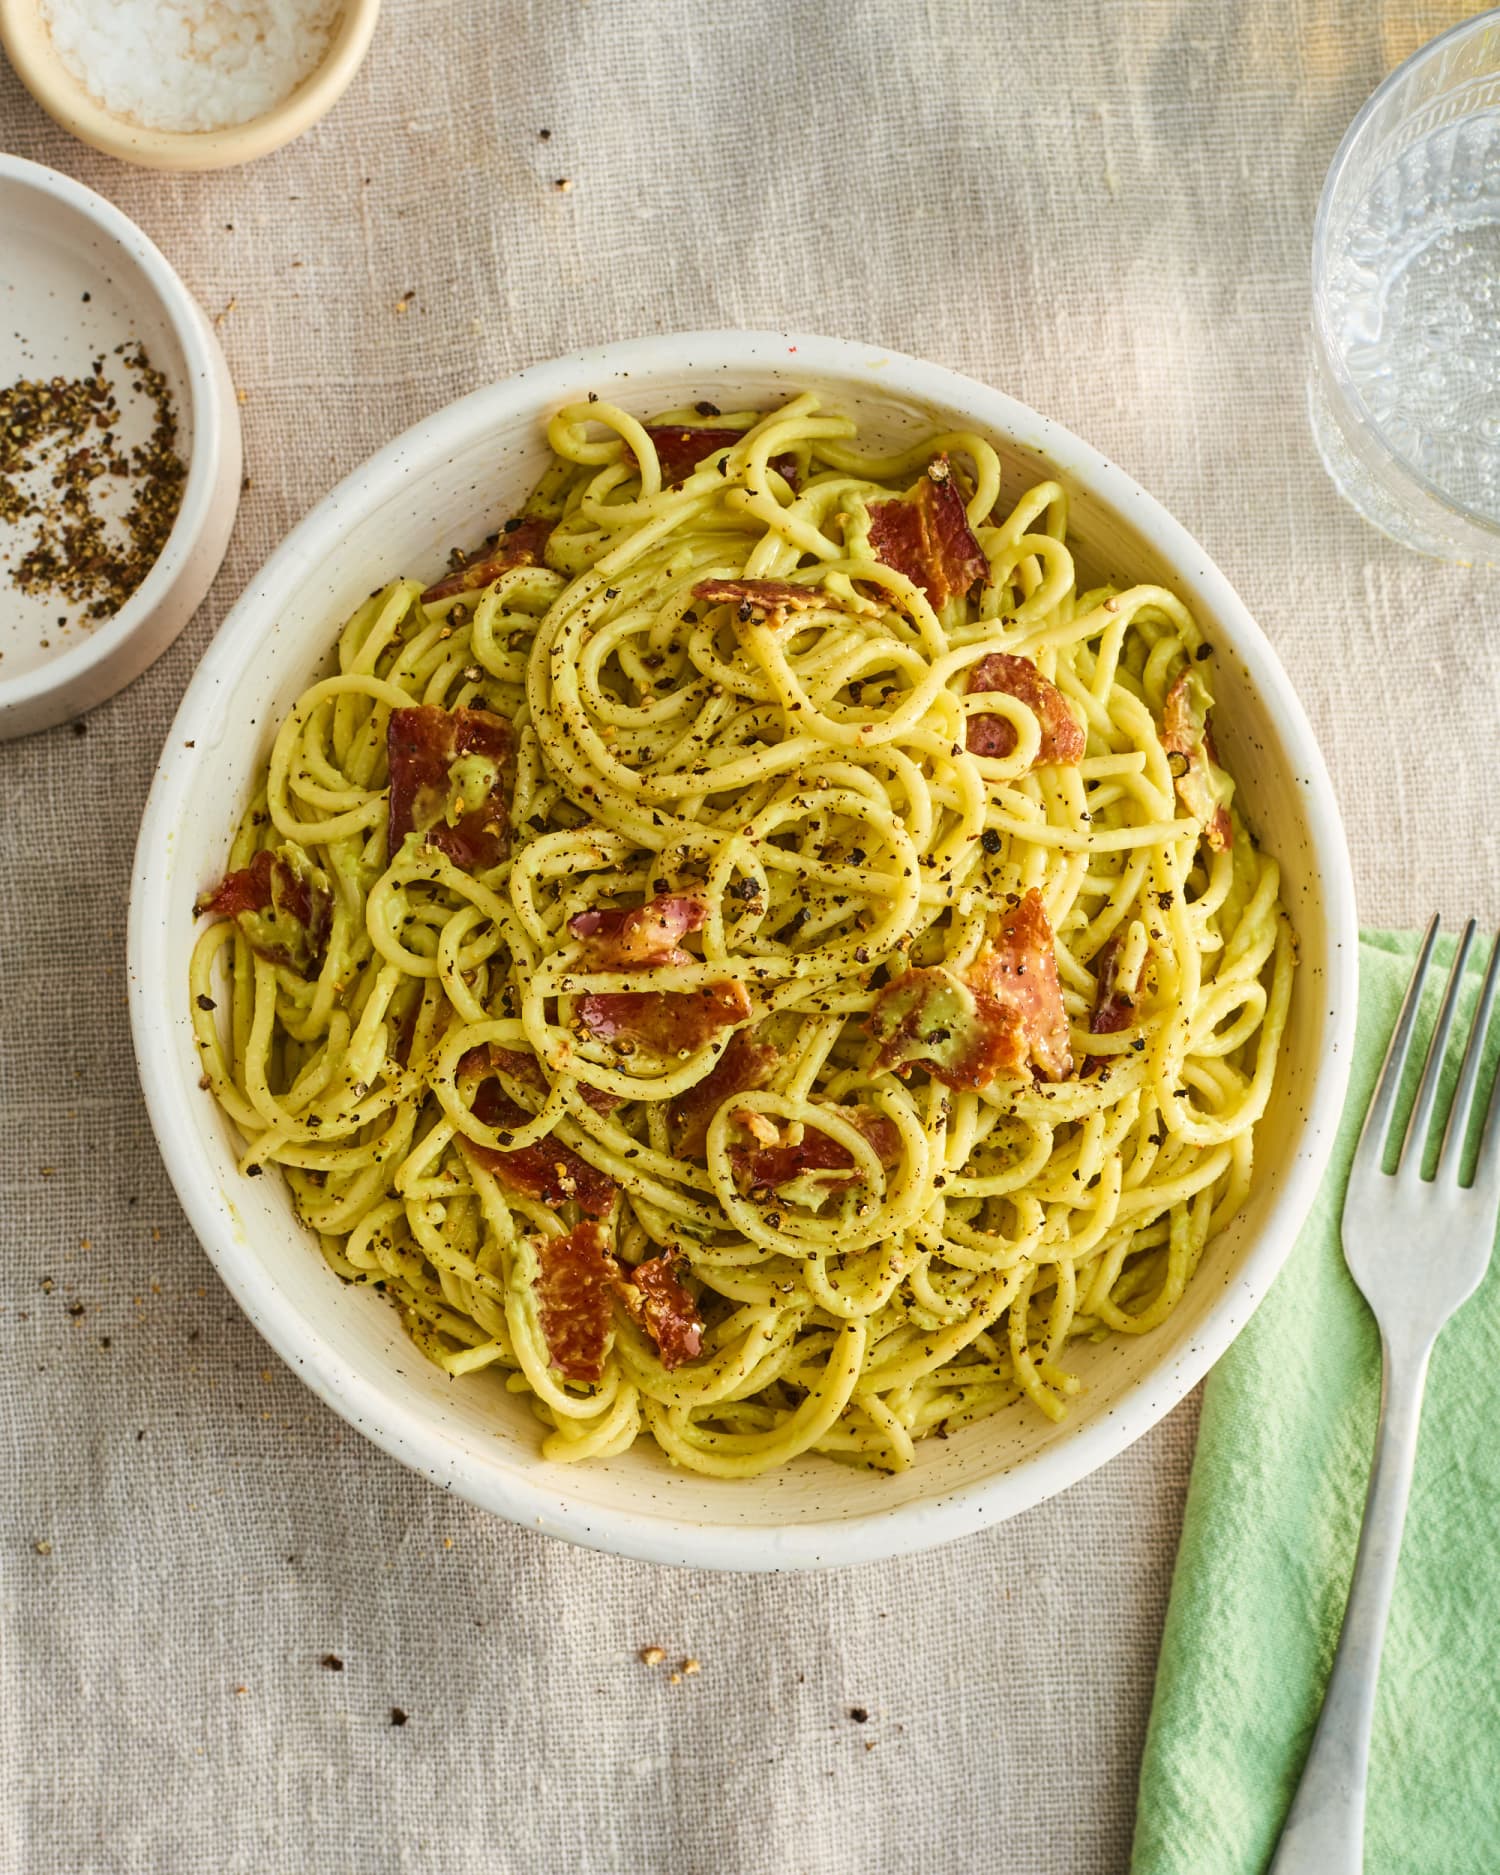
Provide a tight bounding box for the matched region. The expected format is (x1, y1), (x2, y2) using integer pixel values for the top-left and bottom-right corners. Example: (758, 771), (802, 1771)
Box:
(1310, 9), (1500, 563)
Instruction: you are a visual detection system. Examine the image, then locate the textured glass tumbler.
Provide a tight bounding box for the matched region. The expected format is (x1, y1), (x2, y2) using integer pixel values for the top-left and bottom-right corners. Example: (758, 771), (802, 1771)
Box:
(1310, 10), (1500, 564)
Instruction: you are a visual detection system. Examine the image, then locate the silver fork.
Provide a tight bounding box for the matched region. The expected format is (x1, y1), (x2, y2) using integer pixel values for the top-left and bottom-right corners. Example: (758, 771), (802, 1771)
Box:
(1267, 915), (1500, 1874)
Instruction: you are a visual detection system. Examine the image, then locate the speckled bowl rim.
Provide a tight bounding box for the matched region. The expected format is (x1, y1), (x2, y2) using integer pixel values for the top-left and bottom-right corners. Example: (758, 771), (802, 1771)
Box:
(0, 153), (240, 737)
(0, 0), (380, 171)
(128, 332), (1359, 1571)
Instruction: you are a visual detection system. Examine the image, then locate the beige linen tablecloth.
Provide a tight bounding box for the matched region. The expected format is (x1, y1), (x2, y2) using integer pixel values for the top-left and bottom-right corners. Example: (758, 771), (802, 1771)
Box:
(4, 4), (1497, 1870)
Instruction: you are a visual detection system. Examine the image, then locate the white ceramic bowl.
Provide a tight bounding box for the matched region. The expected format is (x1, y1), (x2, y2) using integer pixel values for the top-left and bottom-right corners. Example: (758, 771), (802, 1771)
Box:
(0, 155), (240, 739)
(128, 333), (1358, 1570)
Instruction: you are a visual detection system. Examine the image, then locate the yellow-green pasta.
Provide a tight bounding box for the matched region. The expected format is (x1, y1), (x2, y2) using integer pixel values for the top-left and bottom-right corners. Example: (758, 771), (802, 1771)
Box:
(189, 394), (1293, 1477)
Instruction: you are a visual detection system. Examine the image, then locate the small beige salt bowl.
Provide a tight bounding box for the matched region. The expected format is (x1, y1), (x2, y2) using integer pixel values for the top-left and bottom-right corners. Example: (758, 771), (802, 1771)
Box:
(0, 0), (381, 171)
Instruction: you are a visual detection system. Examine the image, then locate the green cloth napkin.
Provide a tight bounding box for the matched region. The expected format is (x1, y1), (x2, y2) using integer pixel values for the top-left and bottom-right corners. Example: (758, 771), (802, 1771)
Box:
(1132, 932), (1500, 1875)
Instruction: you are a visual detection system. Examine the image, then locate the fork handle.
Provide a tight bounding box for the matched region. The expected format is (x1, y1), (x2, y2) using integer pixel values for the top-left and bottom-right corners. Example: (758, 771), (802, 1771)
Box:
(1266, 1334), (1432, 1875)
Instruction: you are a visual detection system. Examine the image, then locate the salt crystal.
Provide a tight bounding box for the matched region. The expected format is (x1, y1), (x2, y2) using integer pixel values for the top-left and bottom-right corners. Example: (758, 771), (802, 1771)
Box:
(42, 0), (343, 134)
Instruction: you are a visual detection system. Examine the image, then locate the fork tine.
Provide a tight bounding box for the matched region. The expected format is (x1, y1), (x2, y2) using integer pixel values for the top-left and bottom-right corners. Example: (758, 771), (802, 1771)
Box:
(1352, 914), (1440, 1179)
(1439, 929), (1500, 1186)
(1460, 936), (1500, 1203)
(1399, 918), (1476, 1175)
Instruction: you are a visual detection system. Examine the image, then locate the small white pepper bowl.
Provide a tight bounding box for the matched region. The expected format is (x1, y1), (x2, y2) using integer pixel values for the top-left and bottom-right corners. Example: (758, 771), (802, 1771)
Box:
(0, 0), (380, 171)
(0, 154), (240, 739)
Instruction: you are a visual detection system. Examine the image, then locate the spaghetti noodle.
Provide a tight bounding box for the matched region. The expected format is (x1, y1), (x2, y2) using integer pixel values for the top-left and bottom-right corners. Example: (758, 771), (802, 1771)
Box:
(189, 394), (1293, 1477)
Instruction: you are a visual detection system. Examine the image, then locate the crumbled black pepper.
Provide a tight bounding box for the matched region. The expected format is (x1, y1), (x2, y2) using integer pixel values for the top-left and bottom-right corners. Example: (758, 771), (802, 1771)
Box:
(1, 342), (185, 624)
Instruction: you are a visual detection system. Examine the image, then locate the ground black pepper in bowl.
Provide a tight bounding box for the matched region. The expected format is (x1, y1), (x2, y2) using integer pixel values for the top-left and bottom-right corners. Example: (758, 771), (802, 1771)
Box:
(0, 340), (186, 625)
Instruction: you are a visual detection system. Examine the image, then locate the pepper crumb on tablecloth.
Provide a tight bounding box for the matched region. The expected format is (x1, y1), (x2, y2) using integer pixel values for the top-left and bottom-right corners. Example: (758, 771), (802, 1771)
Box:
(390, 1707), (408, 1727)
(320, 1654), (343, 1671)
(848, 1706), (869, 1724)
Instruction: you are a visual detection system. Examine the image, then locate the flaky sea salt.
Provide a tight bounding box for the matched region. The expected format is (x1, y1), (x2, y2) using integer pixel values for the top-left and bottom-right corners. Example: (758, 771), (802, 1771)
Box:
(42, 0), (342, 133)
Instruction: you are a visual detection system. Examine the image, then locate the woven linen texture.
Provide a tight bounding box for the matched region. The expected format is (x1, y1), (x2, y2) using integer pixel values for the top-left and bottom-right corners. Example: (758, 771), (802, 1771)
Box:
(2, 3), (1495, 1869)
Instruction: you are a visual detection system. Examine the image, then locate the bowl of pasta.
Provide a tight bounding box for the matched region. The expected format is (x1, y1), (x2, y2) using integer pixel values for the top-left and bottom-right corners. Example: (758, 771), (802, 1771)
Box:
(129, 332), (1356, 1569)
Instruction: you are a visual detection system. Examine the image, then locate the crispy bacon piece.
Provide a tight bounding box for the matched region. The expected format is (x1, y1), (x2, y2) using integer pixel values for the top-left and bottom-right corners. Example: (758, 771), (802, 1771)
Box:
(568, 895), (707, 969)
(668, 1030), (779, 1158)
(193, 845), (332, 977)
(458, 1051), (618, 1218)
(854, 1112), (903, 1162)
(868, 888), (1073, 1089)
(691, 577), (825, 629)
(967, 653), (1085, 765)
(867, 456), (989, 608)
(869, 967), (989, 1088)
(195, 855), (276, 923)
(419, 516), (552, 605)
(576, 982), (752, 1056)
(617, 1254), (703, 1368)
(484, 1044), (618, 1117)
(916, 463), (990, 600)
(1081, 932), (1142, 1076)
(387, 704), (512, 872)
(484, 1044), (546, 1090)
(631, 425), (799, 490)
(1089, 934), (1138, 1039)
(866, 498), (927, 594)
(638, 424), (742, 484)
(569, 892), (749, 1058)
(729, 1108), (902, 1201)
(963, 892), (1074, 1083)
(392, 997), (422, 1067)
(768, 452), (800, 492)
(1161, 671), (1233, 854)
(533, 1220), (617, 1385)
